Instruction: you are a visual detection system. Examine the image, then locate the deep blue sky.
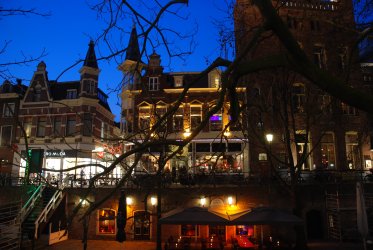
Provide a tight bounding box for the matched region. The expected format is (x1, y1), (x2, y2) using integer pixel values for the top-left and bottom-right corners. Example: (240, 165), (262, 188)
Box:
(1, 0), (233, 121)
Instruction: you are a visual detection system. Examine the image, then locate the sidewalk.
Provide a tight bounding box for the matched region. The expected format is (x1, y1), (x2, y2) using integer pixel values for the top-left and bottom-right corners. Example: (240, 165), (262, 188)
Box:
(45, 239), (365, 250)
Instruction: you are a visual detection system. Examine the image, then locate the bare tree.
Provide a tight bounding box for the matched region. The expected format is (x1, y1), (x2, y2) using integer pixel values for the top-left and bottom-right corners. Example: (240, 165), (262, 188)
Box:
(0, 5), (50, 81)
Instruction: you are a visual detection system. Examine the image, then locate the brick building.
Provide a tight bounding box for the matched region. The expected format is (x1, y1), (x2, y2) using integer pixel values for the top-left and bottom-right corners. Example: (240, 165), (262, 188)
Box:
(0, 79), (27, 175)
(12, 41), (120, 184)
(234, 0), (372, 173)
(119, 26), (249, 178)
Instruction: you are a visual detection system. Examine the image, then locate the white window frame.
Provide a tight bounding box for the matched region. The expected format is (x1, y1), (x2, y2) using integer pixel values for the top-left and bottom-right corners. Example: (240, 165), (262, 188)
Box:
(66, 89), (77, 99)
(321, 132), (336, 168)
(139, 106), (151, 130)
(3, 103), (15, 117)
(149, 77), (159, 91)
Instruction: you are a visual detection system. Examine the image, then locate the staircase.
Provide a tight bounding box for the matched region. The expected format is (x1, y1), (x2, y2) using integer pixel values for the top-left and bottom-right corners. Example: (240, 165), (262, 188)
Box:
(22, 187), (55, 242)
(19, 184), (66, 249)
(325, 192), (342, 240)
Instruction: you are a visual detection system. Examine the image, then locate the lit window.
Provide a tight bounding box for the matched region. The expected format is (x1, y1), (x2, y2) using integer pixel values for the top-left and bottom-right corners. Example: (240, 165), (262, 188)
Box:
(0, 125), (12, 146)
(181, 225), (199, 237)
(321, 132), (336, 168)
(173, 106), (184, 132)
(3, 103), (15, 117)
(295, 131), (311, 170)
(98, 209), (116, 234)
(155, 103), (167, 132)
(190, 105), (202, 131)
(214, 77), (220, 88)
(209, 225), (225, 238)
(149, 77), (159, 91)
(139, 105), (151, 131)
(174, 76), (183, 88)
(23, 118), (32, 137)
(345, 132), (359, 169)
(210, 109), (222, 131)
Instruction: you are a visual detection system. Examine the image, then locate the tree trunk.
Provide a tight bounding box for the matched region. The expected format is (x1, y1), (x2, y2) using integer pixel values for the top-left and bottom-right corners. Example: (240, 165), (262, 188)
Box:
(293, 187), (308, 250)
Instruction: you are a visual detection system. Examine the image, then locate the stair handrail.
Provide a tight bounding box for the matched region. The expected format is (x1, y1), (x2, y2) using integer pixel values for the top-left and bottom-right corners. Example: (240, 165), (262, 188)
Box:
(34, 186), (65, 239)
(19, 184), (45, 223)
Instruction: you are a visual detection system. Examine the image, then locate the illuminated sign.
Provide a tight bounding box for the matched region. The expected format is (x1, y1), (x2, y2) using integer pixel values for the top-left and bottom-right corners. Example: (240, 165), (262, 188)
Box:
(45, 150), (66, 157)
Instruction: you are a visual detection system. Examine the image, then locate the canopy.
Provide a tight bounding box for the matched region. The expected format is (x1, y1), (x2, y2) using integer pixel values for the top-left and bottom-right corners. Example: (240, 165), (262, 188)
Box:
(159, 207), (230, 225)
(230, 206), (303, 225)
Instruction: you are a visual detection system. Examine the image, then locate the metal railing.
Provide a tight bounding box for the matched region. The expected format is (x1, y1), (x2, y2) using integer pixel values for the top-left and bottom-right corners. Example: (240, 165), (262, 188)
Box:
(34, 187), (65, 239)
(3, 169), (373, 189)
(18, 184), (45, 223)
(0, 201), (22, 250)
(281, 0), (339, 11)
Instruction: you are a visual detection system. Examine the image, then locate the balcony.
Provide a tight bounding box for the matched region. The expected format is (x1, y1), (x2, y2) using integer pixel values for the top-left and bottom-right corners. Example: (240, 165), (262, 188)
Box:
(281, 0), (339, 11)
(5, 169), (372, 188)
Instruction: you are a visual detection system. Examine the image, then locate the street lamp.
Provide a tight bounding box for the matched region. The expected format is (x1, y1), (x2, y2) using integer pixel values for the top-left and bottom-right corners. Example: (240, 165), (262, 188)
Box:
(126, 197), (133, 206)
(227, 196), (233, 206)
(266, 133), (273, 143)
(200, 197), (206, 207)
(266, 133), (274, 186)
(150, 196), (157, 206)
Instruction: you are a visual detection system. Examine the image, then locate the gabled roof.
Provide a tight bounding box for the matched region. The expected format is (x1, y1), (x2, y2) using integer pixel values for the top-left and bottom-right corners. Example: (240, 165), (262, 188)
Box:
(125, 25), (141, 62)
(83, 40), (99, 69)
(0, 79), (27, 96)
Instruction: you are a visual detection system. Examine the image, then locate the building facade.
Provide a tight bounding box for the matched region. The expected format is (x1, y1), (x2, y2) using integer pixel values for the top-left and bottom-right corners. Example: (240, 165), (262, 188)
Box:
(234, 0), (372, 173)
(119, 26), (249, 180)
(0, 80), (27, 176)
(12, 41), (120, 184)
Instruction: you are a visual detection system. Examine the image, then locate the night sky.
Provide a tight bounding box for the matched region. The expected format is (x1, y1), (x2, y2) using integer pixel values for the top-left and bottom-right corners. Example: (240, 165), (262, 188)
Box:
(1, 0), (234, 121)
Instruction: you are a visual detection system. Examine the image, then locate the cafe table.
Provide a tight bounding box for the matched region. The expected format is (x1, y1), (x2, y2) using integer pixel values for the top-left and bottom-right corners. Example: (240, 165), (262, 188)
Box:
(235, 235), (256, 249)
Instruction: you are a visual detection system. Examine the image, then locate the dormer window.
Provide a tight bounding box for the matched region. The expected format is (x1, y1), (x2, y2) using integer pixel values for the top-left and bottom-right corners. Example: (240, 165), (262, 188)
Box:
(66, 89), (77, 99)
(174, 76), (183, 88)
(149, 77), (159, 91)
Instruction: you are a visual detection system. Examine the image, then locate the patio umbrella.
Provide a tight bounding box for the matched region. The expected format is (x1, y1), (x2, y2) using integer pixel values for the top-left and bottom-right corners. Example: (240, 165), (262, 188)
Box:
(231, 206), (302, 247)
(116, 190), (127, 242)
(230, 206), (303, 225)
(159, 206), (230, 225)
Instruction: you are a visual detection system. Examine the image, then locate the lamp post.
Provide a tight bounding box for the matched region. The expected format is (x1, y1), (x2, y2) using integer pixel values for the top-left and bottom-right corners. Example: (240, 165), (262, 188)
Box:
(266, 133), (274, 186)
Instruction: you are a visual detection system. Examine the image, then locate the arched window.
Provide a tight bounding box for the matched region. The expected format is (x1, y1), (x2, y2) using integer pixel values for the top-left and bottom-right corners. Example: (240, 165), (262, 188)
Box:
(138, 102), (151, 131)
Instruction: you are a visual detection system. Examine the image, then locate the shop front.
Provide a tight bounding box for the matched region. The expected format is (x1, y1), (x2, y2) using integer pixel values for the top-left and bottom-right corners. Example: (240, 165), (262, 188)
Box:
(17, 147), (124, 185)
